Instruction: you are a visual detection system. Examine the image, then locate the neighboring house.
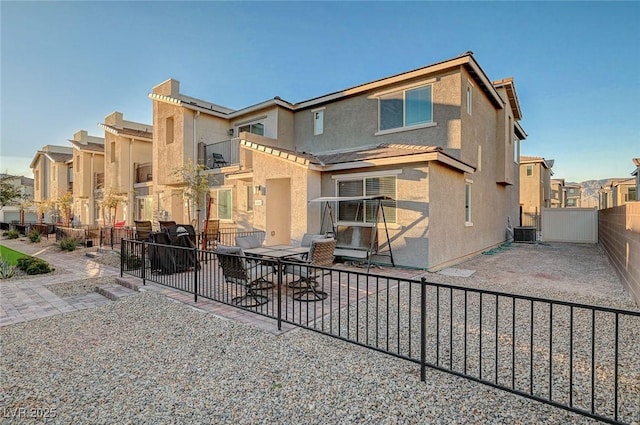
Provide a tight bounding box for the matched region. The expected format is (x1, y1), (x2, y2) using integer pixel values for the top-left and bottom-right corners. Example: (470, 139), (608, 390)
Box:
(98, 112), (153, 225)
(30, 145), (73, 223)
(149, 78), (296, 227)
(632, 158), (640, 194)
(68, 130), (105, 226)
(599, 178), (636, 208)
(519, 156), (553, 226)
(150, 52), (526, 270)
(564, 182), (582, 208)
(0, 174), (35, 223)
(550, 178), (565, 208)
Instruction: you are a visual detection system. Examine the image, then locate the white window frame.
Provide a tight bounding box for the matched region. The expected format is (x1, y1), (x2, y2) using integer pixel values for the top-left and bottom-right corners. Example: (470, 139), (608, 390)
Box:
(374, 81), (435, 136)
(332, 170), (399, 224)
(215, 188), (233, 221)
(313, 107), (324, 136)
(236, 120), (264, 136)
(465, 179), (473, 226)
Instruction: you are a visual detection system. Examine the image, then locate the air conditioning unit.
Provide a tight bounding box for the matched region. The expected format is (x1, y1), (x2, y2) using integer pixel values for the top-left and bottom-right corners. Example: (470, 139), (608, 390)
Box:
(513, 226), (537, 243)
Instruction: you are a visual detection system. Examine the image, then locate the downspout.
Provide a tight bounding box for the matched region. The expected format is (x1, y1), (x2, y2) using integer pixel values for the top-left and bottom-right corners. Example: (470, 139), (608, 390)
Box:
(90, 153), (94, 225)
(193, 110), (200, 230)
(129, 138), (134, 225)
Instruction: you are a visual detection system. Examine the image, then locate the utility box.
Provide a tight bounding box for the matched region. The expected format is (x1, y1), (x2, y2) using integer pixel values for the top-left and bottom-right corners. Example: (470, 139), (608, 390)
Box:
(514, 226), (537, 243)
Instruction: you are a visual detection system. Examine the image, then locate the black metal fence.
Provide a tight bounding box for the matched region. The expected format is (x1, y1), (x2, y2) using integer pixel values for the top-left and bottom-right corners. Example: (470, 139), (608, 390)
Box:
(120, 239), (639, 424)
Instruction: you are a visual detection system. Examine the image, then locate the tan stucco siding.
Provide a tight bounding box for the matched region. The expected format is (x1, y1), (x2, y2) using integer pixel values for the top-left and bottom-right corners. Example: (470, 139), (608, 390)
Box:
(247, 148), (320, 242)
(520, 163), (544, 214)
(317, 163), (430, 268)
(293, 70), (463, 154)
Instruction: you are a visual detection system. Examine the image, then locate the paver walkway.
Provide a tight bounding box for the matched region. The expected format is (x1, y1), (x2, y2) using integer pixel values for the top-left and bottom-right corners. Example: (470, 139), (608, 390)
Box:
(0, 238), (119, 326)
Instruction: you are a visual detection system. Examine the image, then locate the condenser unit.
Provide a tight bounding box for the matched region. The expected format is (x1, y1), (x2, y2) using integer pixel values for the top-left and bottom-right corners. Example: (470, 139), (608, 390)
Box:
(514, 226), (537, 243)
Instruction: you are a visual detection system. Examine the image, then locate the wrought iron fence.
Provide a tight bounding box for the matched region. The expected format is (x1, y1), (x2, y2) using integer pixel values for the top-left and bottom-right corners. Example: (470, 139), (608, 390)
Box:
(120, 239), (639, 424)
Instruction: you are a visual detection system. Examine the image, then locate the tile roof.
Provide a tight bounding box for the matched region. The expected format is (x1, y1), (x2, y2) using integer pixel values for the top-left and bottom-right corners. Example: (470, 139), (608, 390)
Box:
(46, 152), (73, 163)
(68, 140), (105, 153)
(100, 123), (152, 139)
(314, 144), (441, 165)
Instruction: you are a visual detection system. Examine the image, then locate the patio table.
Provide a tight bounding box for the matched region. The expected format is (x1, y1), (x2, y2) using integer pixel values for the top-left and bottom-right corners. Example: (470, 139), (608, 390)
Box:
(243, 245), (309, 259)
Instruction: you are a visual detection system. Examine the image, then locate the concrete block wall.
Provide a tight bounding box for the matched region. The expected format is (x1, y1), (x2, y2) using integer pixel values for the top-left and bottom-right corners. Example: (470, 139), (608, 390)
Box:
(599, 203), (640, 306)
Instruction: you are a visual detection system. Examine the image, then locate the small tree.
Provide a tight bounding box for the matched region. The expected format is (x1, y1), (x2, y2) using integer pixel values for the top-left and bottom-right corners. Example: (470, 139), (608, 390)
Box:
(17, 195), (33, 225)
(171, 159), (209, 231)
(56, 191), (73, 227)
(99, 189), (122, 226)
(0, 177), (22, 209)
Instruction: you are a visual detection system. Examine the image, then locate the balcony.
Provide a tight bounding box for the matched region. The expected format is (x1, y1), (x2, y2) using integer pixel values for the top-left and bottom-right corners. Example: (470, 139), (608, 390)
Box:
(95, 173), (105, 190)
(202, 139), (240, 170)
(135, 163), (153, 184)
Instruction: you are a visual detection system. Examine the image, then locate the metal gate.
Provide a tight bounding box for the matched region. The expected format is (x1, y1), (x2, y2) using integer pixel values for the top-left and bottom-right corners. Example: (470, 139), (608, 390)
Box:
(542, 208), (598, 243)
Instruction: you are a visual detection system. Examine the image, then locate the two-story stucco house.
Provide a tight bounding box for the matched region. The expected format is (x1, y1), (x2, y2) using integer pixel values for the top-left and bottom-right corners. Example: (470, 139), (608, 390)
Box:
(632, 158), (639, 194)
(68, 130), (105, 226)
(600, 178), (637, 209)
(519, 156), (553, 228)
(550, 178), (565, 208)
(0, 173), (35, 224)
(150, 52), (526, 270)
(564, 182), (582, 208)
(30, 145), (73, 223)
(98, 112), (153, 225)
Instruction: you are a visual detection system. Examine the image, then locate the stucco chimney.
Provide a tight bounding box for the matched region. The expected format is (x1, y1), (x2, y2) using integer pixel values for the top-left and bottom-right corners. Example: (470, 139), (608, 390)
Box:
(153, 78), (180, 97)
(73, 130), (88, 143)
(105, 111), (123, 128)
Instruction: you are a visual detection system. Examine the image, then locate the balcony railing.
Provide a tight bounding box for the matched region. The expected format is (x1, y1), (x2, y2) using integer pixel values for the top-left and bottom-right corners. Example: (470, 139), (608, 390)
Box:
(203, 139), (240, 170)
(95, 173), (105, 190)
(135, 163), (153, 183)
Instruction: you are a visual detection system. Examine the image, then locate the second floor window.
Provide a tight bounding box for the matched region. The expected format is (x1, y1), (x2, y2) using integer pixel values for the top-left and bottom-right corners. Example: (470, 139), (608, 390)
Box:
(166, 117), (174, 144)
(238, 122), (264, 136)
(379, 84), (432, 131)
(526, 165), (533, 176)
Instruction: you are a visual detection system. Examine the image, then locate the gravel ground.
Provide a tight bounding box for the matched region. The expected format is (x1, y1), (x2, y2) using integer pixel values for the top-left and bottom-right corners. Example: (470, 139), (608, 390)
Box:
(48, 276), (118, 298)
(0, 292), (610, 425)
(1, 241), (638, 424)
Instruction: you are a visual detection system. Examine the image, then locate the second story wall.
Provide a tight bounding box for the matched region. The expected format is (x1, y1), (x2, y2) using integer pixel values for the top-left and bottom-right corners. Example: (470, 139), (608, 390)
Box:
(292, 69), (462, 154)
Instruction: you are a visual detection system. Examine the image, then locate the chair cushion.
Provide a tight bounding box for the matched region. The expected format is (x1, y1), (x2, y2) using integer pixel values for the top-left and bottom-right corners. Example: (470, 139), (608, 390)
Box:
(235, 235), (262, 249)
(300, 233), (325, 247)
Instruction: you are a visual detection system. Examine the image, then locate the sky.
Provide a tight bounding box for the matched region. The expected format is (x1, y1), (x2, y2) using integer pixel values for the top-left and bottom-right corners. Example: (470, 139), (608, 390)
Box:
(1, 1), (638, 183)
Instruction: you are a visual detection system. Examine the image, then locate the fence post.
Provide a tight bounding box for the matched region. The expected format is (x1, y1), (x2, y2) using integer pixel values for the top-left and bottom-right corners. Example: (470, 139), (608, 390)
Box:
(141, 241), (146, 285)
(111, 227), (114, 250)
(277, 259), (282, 330)
(120, 238), (124, 277)
(193, 246), (198, 303)
(420, 277), (427, 382)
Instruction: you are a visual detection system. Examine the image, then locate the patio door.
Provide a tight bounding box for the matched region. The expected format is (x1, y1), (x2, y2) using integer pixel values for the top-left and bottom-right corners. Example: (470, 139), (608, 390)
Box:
(265, 178), (291, 245)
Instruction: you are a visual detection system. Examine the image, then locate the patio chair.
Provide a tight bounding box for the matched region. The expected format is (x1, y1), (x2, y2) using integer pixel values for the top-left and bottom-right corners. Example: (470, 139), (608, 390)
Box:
(215, 245), (273, 307)
(158, 220), (177, 232)
(202, 219), (220, 250)
(134, 220), (152, 241)
(286, 238), (336, 302)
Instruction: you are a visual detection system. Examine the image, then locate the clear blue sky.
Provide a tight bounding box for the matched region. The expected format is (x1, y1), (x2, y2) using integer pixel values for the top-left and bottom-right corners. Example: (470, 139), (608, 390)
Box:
(1, 1), (638, 183)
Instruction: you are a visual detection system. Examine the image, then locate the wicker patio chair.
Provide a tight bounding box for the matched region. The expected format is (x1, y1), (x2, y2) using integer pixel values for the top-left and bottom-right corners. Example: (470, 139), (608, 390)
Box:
(286, 238), (336, 302)
(134, 220), (152, 241)
(215, 245), (273, 307)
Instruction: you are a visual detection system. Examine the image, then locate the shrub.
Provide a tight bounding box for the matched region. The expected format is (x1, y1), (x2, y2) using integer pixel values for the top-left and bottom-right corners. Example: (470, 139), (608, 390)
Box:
(0, 258), (16, 279)
(28, 229), (42, 243)
(124, 254), (142, 270)
(6, 229), (20, 239)
(59, 237), (78, 252)
(16, 256), (53, 275)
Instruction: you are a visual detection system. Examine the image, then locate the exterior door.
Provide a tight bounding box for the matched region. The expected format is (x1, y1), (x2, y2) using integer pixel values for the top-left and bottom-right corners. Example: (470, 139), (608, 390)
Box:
(265, 178), (291, 245)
